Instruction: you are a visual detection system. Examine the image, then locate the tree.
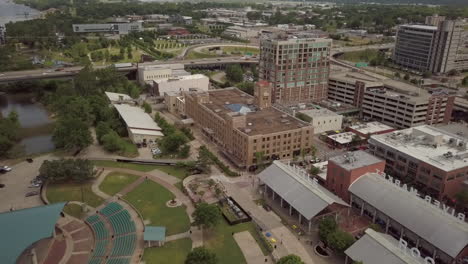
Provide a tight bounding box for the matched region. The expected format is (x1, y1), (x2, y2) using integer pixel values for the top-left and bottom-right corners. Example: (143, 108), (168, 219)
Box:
(53, 117), (92, 151)
(255, 151), (265, 166)
(422, 71), (432, 78)
(394, 72), (401, 78)
(326, 230), (355, 253)
(185, 247), (217, 264)
(159, 131), (188, 154)
(39, 159), (95, 183)
(142, 101), (152, 113)
(456, 190), (468, 207)
(197, 146), (213, 174)
(192, 202), (222, 229)
(226, 64), (243, 83)
(277, 254), (304, 264)
(101, 130), (122, 152)
(462, 76), (468, 87)
(403, 73), (410, 81)
(310, 166), (321, 175)
(318, 217), (337, 242)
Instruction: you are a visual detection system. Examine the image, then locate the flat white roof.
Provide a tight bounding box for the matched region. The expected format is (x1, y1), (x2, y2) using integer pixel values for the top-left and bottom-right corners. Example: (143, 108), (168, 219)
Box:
(312, 161), (328, 181)
(154, 74), (208, 84)
(105, 92), (132, 102)
(299, 108), (341, 118)
(369, 125), (468, 171)
(328, 132), (359, 145)
(350, 121), (394, 135)
(401, 24), (437, 31)
(113, 104), (161, 131)
(130, 128), (164, 137)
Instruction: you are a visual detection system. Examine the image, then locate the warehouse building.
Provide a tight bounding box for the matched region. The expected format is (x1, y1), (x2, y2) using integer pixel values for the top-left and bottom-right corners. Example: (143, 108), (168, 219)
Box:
(113, 104), (163, 144)
(298, 108), (343, 134)
(152, 74), (209, 96)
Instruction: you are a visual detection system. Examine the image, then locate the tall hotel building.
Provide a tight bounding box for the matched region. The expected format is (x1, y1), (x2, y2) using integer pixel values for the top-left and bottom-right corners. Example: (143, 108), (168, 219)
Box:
(259, 35), (332, 104)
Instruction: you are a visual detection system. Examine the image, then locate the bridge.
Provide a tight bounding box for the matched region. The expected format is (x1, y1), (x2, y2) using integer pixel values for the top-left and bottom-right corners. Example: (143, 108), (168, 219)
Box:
(0, 43), (393, 84)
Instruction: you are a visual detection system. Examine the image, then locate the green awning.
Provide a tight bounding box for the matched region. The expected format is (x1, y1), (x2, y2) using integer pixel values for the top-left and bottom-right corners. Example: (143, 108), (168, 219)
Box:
(144, 226), (166, 241)
(0, 202), (66, 263)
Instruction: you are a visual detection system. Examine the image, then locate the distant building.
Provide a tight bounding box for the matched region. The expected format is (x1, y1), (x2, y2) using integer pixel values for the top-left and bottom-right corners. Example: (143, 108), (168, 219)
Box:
(72, 22), (143, 35)
(298, 108), (343, 134)
(393, 18), (468, 74)
(224, 26), (259, 39)
(368, 125), (468, 201)
(184, 85), (314, 168)
(328, 72), (455, 129)
(152, 74), (209, 97)
(259, 35), (331, 104)
(137, 64), (189, 85)
(105, 92), (133, 104)
(425, 14), (446, 26)
(164, 91), (186, 117)
(326, 131), (362, 149)
(0, 25), (5, 45)
(169, 15), (192, 25)
(167, 27), (191, 36)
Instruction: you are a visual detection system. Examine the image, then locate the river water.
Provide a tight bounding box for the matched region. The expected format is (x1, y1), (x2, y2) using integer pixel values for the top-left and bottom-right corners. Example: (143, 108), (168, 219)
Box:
(0, 93), (55, 155)
(0, 0), (40, 26)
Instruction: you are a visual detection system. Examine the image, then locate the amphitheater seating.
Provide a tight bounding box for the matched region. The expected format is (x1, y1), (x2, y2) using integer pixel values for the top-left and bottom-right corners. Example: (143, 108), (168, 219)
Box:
(86, 215), (101, 224)
(91, 221), (109, 240)
(93, 240), (109, 257)
(106, 257), (130, 264)
(100, 202), (124, 217)
(111, 234), (136, 256)
(108, 210), (135, 235)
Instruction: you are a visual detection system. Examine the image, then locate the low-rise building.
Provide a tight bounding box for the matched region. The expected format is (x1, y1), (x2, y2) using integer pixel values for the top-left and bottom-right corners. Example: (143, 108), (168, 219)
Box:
(184, 84), (314, 168)
(298, 108), (343, 134)
(105, 92), (134, 104)
(326, 132), (362, 149)
(152, 74), (209, 97)
(348, 121), (395, 139)
(113, 104), (163, 144)
(224, 26), (259, 39)
(0, 25), (6, 45)
(164, 91), (186, 117)
(137, 64), (189, 85)
(368, 125), (468, 201)
(72, 22), (143, 34)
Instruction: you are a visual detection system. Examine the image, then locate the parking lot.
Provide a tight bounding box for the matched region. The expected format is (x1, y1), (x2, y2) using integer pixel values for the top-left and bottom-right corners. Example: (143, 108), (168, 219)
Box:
(0, 154), (56, 213)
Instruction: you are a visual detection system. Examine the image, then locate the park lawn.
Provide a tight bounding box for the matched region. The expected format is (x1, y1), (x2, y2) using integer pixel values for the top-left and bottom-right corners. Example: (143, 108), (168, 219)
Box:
(186, 51), (219, 60)
(99, 172), (140, 196)
(204, 219), (269, 264)
(221, 46), (259, 55)
(91, 46), (145, 66)
(63, 203), (84, 219)
(153, 165), (188, 180)
(46, 181), (104, 208)
(143, 238), (192, 264)
(124, 180), (190, 235)
(341, 49), (380, 62)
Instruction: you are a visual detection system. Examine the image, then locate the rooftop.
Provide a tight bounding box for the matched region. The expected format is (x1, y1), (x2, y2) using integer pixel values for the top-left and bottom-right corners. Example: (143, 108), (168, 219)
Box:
(0, 202), (66, 263)
(327, 131), (360, 145)
(401, 24), (438, 31)
(369, 125), (468, 171)
(258, 161), (348, 220)
(329, 71), (385, 87)
(154, 74), (208, 84)
(345, 229), (429, 264)
(113, 104), (162, 132)
(312, 161), (328, 181)
(349, 173), (468, 258)
(143, 226), (166, 241)
(329, 150), (383, 171)
(194, 88), (310, 136)
(349, 121), (395, 135)
(105, 91), (132, 102)
(299, 108), (341, 119)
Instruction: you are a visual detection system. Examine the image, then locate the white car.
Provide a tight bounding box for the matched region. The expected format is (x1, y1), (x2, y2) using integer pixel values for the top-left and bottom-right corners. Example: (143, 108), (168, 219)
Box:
(0, 166), (12, 173)
(151, 148), (162, 155)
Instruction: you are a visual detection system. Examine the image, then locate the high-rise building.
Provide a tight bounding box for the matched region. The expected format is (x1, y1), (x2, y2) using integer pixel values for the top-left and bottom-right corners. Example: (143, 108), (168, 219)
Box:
(259, 35), (331, 104)
(393, 17), (468, 74)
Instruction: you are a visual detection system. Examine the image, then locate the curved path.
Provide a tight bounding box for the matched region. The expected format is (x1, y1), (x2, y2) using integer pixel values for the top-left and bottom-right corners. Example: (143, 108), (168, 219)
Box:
(93, 167), (203, 249)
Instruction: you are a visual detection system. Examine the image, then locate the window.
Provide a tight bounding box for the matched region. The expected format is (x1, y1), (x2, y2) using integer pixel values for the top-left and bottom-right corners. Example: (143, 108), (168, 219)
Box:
(398, 156), (407, 163)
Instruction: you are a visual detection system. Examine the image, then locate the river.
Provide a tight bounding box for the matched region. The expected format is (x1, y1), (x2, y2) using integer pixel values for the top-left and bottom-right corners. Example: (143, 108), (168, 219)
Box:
(0, 93), (55, 155)
(0, 0), (40, 26)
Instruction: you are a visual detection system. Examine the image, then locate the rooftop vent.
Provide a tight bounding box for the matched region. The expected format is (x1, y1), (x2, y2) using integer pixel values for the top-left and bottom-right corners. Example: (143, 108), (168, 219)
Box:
(248, 123), (252, 126)
(225, 101), (230, 105)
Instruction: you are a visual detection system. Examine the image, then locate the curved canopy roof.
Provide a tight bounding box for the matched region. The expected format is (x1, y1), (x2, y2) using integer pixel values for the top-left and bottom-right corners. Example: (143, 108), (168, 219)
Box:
(0, 202), (66, 263)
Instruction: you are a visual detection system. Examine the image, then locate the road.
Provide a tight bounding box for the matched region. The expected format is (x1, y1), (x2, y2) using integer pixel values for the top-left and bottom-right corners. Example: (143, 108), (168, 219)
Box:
(0, 42), (394, 83)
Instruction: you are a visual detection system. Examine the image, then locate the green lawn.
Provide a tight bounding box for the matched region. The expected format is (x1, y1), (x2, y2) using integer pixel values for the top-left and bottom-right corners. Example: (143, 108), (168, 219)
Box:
(92, 160), (189, 180)
(124, 180), (190, 235)
(341, 49), (380, 63)
(99, 172), (140, 196)
(143, 238), (192, 264)
(204, 219), (269, 264)
(63, 203), (84, 219)
(46, 181), (104, 208)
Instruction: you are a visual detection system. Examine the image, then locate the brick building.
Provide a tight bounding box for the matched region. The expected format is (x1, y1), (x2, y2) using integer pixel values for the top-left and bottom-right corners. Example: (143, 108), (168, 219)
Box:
(368, 125), (468, 201)
(259, 35), (331, 104)
(184, 84), (314, 169)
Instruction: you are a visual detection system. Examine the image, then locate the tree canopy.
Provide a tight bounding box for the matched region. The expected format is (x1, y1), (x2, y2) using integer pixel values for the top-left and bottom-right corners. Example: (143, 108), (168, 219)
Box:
(318, 217), (338, 242)
(192, 202), (222, 229)
(39, 159), (95, 183)
(326, 230), (356, 253)
(185, 247), (218, 264)
(277, 255), (305, 264)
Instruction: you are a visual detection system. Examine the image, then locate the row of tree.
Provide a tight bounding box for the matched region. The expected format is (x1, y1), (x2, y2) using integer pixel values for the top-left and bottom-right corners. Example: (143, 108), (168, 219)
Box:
(0, 112), (20, 157)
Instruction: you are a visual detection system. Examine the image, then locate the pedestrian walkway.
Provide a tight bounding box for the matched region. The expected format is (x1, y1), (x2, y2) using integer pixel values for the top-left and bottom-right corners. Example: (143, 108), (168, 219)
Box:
(165, 231), (190, 242)
(234, 231), (273, 264)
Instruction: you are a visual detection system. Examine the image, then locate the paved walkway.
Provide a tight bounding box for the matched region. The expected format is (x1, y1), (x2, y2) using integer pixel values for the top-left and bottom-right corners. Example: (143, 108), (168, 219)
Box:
(234, 231), (273, 264)
(166, 231), (190, 242)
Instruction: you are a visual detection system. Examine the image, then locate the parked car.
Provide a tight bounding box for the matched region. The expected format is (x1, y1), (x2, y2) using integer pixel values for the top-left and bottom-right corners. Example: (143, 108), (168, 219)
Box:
(151, 148), (162, 155)
(25, 191), (39, 197)
(0, 166), (12, 173)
